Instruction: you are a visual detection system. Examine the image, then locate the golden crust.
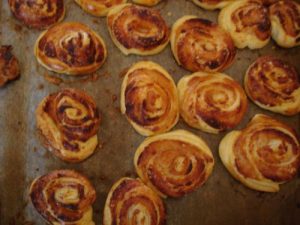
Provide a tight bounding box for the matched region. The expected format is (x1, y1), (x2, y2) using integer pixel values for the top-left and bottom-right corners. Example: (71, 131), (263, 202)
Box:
(171, 15), (236, 73)
(34, 22), (107, 75)
(134, 130), (214, 198)
(107, 4), (170, 55)
(133, 0), (161, 6)
(36, 88), (100, 163)
(219, 114), (300, 192)
(29, 170), (96, 225)
(218, 0), (271, 49)
(192, 0), (234, 10)
(178, 72), (248, 134)
(120, 61), (179, 136)
(245, 56), (300, 116)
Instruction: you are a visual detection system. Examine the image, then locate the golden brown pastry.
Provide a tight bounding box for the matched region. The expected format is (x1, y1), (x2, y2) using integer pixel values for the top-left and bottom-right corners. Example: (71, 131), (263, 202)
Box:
(245, 56), (300, 116)
(107, 3), (170, 55)
(218, 0), (271, 49)
(0, 46), (20, 87)
(192, 0), (234, 10)
(178, 72), (248, 134)
(120, 61), (179, 136)
(30, 170), (96, 225)
(74, 0), (127, 17)
(34, 22), (107, 75)
(219, 114), (300, 192)
(170, 16), (236, 73)
(36, 88), (100, 163)
(260, 0), (280, 6)
(134, 130), (214, 198)
(103, 177), (166, 225)
(8, 0), (65, 29)
(132, 0), (161, 6)
(269, 0), (300, 48)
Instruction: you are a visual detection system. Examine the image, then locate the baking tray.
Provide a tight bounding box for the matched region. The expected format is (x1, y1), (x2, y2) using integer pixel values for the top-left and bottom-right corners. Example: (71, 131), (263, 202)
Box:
(0, 0), (299, 224)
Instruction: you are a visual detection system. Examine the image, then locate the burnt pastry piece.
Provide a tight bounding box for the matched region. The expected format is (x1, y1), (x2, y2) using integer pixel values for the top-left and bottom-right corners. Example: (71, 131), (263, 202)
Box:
(178, 72), (248, 134)
(107, 3), (170, 55)
(103, 177), (166, 225)
(269, 0), (300, 48)
(74, 0), (127, 17)
(120, 61), (179, 136)
(34, 22), (107, 75)
(171, 16), (236, 73)
(245, 56), (300, 115)
(192, 0), (234, 10)
(134, 130), (214, 198)
(0, 46), (20, 87)
(218, 0), (271, 49)
(133, 0), (161, 6)
(30, 170), (96, 225)
(36, 88), (100, 163)
(8, 0), (65, 29)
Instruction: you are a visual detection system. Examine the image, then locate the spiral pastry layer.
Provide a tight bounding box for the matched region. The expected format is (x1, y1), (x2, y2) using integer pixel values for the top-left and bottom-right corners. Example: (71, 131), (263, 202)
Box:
(36, 88), (100, 163)
(178, 72), (248, 134)
(120, 61), (179, 136)
(0, 45), (20, 87)
(133, 0), (161, 6)
(245, 56), (300, 116)
(192, 0), (233, 10)
(134, 130), (214, 198)
(218, 0), (271, 49)
(75, 0), (127, 17)
(269, 0), (300, 48)
(8, 0), (65, 29)
(170, 16), (236, 73)
(107, 4), (170, 55)
(219, 114), (300, 192)
(30, 170), (96, 225)
(34, 22), (107, 75)
(103, 177), (166, 225)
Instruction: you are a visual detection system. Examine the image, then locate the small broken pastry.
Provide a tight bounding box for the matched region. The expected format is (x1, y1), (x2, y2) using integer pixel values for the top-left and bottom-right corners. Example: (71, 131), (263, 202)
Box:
(30, 170), (96, 225)
(132, 0), (161, 6)
(107, 3), (170, 55)
(219, 114), (300, 192)
(120, 61), (179, 136)
(192, 0), (234, 10)
(0, 45), (20, 87)
(134, 130), (214, 198)
(8, 0), (65, 29)
(103, 177), (166, 225)
(36, 88), (101, 163)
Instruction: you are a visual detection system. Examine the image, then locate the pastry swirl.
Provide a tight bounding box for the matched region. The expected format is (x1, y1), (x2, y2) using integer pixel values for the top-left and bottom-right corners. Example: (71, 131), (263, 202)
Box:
(218, 0), (271, 49)
(170, 16), (236, 73)
(134, 130), (214, 198)
(30, 170), (96, 225)
(103, 177), (166, 225)
(36, 88), (100, 163)
(192, 0), (233, 10)
(219, 114), (300, 192)
(75, 0), (127, 17)
(107, 4), (170, 55)
(269, 0), (300, 48)
(8, 0), (65, 29)
(120, 61), (179, 136)
(178, 72), (248, 134)
(245, 56), (300, 116)
(35, 22), (107, 75)
(132, 0), (161, 6)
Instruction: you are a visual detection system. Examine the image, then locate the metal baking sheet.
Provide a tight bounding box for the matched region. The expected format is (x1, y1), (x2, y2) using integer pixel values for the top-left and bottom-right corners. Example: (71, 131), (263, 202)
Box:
(0, 0), (299, 224)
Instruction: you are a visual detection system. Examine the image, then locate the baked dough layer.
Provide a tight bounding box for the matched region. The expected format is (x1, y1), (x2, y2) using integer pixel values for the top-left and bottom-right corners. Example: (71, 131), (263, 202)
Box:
(192, 0), (233, 10)
(133, 0), (161, 6)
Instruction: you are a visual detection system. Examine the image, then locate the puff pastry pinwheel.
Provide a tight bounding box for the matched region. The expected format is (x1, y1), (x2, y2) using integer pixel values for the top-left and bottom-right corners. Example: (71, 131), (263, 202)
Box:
(34, 22), (107, 75)
(178, 72), (248, 134)
(269, 0), (300, 48)
(219, 114), (300, 192)
(74, 0), (127, 17)
(30, 170), (96, 225)
(245, 56), (300, 116)
(120, 61), (179, 136)
(103, 177), (166, 225)
(8, 0), (65, 29)
(0, 46), (20, 87)
(107, 3), (170, 55)
(132, 0), (161, 6)
(170, 16), (236, 73)
(218, 0), (271, 49)
(134, 130), (214, 198)
(192, 0), (234, 10)
(36, 88), (101, 163)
